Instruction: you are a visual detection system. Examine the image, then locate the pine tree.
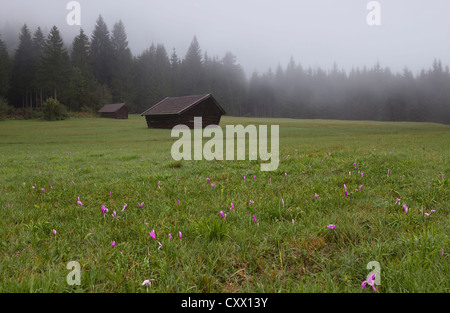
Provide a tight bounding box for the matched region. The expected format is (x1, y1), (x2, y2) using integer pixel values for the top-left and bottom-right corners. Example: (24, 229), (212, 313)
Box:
(91, 15), (113, 86)
(39, 26), (70, 101)
(32, 27), (45, 106)
(10, 24), (34, 108)
(169, 48), (180, 95)
(67, 28), (99, 112)
(0, 34), (11, 98)
(110, 20), (132, 103)
(71, 28), (91, 73)
(181, 36), (205, 94)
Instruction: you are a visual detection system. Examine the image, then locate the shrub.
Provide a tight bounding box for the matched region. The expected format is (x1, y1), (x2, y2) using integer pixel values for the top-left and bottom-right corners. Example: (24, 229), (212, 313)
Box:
(0, 97), (13, 121)
(42, 98), (68, 121)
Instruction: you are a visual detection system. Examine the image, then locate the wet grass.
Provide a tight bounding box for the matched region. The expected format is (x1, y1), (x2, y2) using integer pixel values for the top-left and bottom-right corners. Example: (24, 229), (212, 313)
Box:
(0, 115), (448, 292)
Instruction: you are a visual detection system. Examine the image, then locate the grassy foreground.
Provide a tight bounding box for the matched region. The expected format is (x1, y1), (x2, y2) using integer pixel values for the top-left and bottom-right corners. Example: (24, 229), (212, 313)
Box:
(0, 115), (448, 293)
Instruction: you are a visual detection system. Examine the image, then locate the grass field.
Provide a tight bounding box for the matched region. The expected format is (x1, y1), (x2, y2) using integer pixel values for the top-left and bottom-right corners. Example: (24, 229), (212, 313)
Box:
(0, 115), (448, 293)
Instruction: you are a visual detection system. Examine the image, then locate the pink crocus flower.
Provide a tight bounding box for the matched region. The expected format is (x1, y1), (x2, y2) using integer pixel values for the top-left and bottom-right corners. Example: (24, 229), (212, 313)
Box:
(111, 241), (115, 247)
(285, 173), (287, 178)
(344, 190), (348, 197)
(403, 204), (408, 214)
(149, 229), (156, 240)
(344, 184), (347, 190)
(168, 233), (172, 240)
(112, 211), (116, 218)
(178, 200), (181, 206)
(359, 185), (363, 190)
(230, 203), (234, 210)
(361, 273), (377, 292)
(41, 188), (45, 193)
(249, 200), (254, 204)
(139, 202), (144, 208)
(101, 205), (108, 213)
(52, 229), (56, 236)
(184, 187), (187, 194)
(50, 185), (53, 190)
(327, 224), (335, 230)
(314, 193), (319, 198)
(158, 242), (162, 250)
(292, 219), (295, 224)
(142, 280), (151, 287)
(206, 178), (210, 182)
(77, 196), (82, 206)
(253, 215), (258, 224)
(361, 172), (364, 177)
(220, 211), (226, 220)
(211, 183), (215, 187)
(282, 198), (285, 207)
(396, 198), (401, 204)
(179, 231), (182, 239)
(122, 203), (127, 211)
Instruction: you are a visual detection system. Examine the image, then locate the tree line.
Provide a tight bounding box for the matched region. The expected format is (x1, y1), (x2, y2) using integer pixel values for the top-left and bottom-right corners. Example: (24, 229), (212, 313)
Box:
(0, 15), (449, 124)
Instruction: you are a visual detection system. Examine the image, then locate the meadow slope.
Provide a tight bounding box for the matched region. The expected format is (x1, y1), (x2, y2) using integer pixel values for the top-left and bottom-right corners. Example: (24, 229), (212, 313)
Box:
(0, 115), (448, 292)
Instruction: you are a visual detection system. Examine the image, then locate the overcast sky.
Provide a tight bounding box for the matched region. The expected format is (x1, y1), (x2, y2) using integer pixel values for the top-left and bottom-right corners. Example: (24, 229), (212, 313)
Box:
(1, 0), (449, 76)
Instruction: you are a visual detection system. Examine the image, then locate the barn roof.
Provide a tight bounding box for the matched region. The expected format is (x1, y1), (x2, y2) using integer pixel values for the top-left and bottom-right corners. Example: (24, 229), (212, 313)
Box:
(98, 103), (127, 113)
(140, 94), (225, 116)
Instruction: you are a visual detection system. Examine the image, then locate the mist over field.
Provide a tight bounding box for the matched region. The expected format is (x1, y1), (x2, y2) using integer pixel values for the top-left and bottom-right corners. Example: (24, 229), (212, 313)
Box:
(0, 1), (449, 123)
(1, 0), (450, 75)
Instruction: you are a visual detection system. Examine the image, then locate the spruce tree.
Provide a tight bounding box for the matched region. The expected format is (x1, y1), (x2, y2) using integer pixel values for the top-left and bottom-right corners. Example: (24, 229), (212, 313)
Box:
(39, 26), (70, 101)
(0, 34), (11, 98)
(32, 27), (45, 106)
(111, 20), (132, 103)
(71, 28), (91, 73)
(91, 15), (113, 86)
(181, 36), (205, 94)
(67, 28), (99, 112)
(10, 24), (34, 108)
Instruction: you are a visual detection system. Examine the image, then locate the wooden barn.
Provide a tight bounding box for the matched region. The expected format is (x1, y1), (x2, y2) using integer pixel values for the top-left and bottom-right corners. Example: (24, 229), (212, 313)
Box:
(140, 94), (225, 129)
(97, 103), (129, 119)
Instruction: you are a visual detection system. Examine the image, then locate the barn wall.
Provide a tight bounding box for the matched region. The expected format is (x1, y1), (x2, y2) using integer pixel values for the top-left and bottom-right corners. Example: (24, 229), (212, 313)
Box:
(100, 112), (117, 119)
(100, 106), (128, 119)
(116, 106), (129, 119)
(145, 98), (223, 129)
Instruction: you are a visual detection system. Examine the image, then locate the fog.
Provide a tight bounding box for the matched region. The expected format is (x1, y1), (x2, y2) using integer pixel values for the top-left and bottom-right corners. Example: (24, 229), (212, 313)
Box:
(1, 0), (449, 76)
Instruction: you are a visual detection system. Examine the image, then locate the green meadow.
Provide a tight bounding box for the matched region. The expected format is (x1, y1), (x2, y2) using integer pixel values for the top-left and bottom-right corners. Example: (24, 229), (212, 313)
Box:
(0, 115), (448, 292)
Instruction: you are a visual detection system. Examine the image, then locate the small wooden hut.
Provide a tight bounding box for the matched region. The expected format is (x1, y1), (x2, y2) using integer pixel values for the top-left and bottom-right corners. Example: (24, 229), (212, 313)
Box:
(140, 94), (225, 129)
(98, 103), (128, 119)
